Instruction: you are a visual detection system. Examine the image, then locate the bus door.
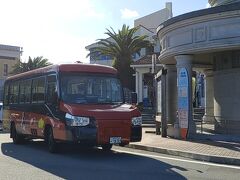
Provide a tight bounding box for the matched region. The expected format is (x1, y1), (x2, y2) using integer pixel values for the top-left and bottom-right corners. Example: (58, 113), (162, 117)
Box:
(8, 82), (23, 133)
(45, 74), (66, 140)
(19, 79), (32, 135)
(29, 77), (46, 137)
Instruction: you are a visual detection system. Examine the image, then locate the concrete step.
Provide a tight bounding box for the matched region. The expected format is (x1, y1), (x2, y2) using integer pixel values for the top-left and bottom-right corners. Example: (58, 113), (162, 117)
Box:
(142, 117), (155, 121)
(142, 114), (154, 116)
(193, 108), (205, 114)
(142, 118), (155, 125)
(141, 110), (155, 125)
(143, 121), (155, 124)
(193, 114), (204, 120)
(141, 109), (155, 114)
(142, 124), (156, 128)
(142, 116), (154, 119)
(193, 108), (205, 122)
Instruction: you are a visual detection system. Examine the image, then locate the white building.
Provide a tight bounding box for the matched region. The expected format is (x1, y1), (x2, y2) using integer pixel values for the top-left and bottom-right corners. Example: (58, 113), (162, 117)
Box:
(85, 25), (156, 66)
(131, 2), (172, 104)
(85, 2), (173, 105)
(134, 2), (172, 32)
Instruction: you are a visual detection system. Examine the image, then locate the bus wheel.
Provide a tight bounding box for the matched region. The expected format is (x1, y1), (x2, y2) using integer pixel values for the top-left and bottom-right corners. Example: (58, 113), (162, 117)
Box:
(101, 144), (113, 151)
(11, 123), (24, 144)
(47, 127), (58, 153)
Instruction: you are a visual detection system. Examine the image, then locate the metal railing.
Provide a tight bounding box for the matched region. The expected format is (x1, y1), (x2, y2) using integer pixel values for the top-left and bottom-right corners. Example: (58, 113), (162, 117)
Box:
(195, 114), (240, 135)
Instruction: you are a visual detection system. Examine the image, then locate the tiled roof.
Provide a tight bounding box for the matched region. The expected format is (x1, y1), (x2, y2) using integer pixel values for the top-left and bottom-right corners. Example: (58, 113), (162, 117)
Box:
(131, 55), (160, 65)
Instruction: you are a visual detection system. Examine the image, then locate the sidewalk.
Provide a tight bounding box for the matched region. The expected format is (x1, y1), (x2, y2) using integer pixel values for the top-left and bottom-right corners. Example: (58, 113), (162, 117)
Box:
(128, 127), (240, 166)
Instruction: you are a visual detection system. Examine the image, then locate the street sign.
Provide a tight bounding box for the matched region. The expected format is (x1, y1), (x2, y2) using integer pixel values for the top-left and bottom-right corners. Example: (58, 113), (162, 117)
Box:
(178, 68), (189, 139)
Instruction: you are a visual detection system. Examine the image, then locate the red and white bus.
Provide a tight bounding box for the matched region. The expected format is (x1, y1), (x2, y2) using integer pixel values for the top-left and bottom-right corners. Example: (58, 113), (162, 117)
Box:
(2, 64), (142, 152)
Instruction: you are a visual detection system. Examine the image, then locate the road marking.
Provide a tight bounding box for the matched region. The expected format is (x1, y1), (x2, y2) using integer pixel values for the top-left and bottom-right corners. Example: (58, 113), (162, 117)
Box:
(115, 149), (240, 170)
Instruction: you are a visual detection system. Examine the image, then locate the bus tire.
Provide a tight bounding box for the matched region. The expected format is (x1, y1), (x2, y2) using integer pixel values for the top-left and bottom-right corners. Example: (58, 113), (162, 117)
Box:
(46, 127), (58, 153)
(101, 144), (113, 151)
(11, 123), (24, 144)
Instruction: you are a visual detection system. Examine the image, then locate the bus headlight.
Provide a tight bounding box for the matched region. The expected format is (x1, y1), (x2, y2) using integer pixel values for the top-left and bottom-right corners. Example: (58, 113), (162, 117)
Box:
(131, 116), (142, 126)
(65, 113), (90, 127)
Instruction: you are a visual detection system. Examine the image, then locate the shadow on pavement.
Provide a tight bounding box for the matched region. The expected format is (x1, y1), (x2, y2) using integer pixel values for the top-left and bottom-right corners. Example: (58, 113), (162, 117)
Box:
(0, 131), (9, 134)
(191, 135), (240, 153)
(1, 140), (187, 180)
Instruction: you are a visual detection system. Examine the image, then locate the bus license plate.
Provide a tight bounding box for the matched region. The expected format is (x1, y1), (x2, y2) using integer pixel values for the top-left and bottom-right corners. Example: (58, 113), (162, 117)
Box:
(110, 137), (121, 144)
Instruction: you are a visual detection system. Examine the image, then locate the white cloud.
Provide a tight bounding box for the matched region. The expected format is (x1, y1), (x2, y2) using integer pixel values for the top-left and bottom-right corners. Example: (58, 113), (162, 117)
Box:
(206, 3), (211, 8)
(120, 8), (139, 19)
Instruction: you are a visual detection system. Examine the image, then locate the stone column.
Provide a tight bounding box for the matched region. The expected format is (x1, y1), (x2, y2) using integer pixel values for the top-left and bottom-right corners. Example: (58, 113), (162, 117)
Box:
(164, 65), (177, 125)
(175, 55), (196, 136)
(138, 72), (143, 103)
(135, 71), (139, 102)
(203, 70), (214, 123)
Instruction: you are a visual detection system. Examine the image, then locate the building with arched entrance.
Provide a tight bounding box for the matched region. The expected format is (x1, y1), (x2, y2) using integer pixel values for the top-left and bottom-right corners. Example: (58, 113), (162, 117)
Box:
(157, 0), (240, 138)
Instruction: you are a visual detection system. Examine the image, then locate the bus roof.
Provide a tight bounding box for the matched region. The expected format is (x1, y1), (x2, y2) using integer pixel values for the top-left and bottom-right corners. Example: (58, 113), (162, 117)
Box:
(6, 64), (118, 81)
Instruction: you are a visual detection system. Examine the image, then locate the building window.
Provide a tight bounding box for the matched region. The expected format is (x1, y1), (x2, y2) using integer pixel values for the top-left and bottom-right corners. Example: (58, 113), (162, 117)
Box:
(100, 55), (110, 61)
(3, 64), (8, 76)
(89, 49), (112, 61)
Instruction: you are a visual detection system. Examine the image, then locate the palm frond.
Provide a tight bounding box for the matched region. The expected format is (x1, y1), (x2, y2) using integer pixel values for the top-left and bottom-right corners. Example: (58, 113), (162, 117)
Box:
(87, 24), (151, 90)
(11, 56), (52, 75)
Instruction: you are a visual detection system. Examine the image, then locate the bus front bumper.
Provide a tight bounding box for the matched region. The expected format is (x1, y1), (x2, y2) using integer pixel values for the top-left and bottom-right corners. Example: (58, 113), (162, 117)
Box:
(65, 125), (142, 144)
(66, 126), (97, 144)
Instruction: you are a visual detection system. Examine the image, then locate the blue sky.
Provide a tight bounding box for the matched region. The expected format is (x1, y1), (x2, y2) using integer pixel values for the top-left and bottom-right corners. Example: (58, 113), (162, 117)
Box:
(0, 0), (208, 64)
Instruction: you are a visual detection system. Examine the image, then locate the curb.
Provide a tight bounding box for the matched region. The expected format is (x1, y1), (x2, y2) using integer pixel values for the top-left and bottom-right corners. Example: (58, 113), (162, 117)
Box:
(127, 144), (240, 166)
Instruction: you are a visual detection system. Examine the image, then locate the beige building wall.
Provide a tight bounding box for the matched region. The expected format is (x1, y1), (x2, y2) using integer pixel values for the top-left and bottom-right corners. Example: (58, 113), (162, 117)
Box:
(0, 44), (22, 101)
(0, 58), (19, 78)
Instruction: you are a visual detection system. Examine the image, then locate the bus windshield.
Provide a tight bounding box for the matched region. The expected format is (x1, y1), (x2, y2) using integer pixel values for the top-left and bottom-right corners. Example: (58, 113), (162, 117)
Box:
(60, 74), (124, 104)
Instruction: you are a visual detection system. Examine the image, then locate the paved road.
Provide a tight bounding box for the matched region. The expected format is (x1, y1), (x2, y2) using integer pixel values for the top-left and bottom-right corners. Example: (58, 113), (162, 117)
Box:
(0, 133), (239, 180)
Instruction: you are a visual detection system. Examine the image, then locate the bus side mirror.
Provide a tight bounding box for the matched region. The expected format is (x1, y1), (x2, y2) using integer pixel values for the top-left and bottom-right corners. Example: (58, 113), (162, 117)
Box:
(131, 92), (137, 104)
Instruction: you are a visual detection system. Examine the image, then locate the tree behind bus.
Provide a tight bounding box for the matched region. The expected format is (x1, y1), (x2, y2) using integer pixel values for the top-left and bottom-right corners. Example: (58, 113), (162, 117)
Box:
(87, 24), (152, 91)
(11, 56), (52, 75)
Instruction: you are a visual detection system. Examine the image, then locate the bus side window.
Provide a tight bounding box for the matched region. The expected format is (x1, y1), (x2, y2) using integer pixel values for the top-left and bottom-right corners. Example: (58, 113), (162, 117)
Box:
(9, 82), (19, 104)
(46, 75), (57, 105)
(25, 80), (32, 104)
(3, 84), (9, 105)
(19, 81), (26, 104)
(32, 77), (45, 104)
(18, 79), (32, 104)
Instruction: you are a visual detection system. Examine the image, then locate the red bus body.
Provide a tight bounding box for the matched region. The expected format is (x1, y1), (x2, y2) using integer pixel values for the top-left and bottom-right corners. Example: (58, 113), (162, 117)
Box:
(3, 64), (142, 151)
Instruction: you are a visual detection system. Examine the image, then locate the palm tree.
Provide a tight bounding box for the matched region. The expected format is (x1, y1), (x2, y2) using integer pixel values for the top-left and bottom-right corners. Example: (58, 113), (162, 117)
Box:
(11, 56), (52, 74)
(88, 24), (152, 90)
